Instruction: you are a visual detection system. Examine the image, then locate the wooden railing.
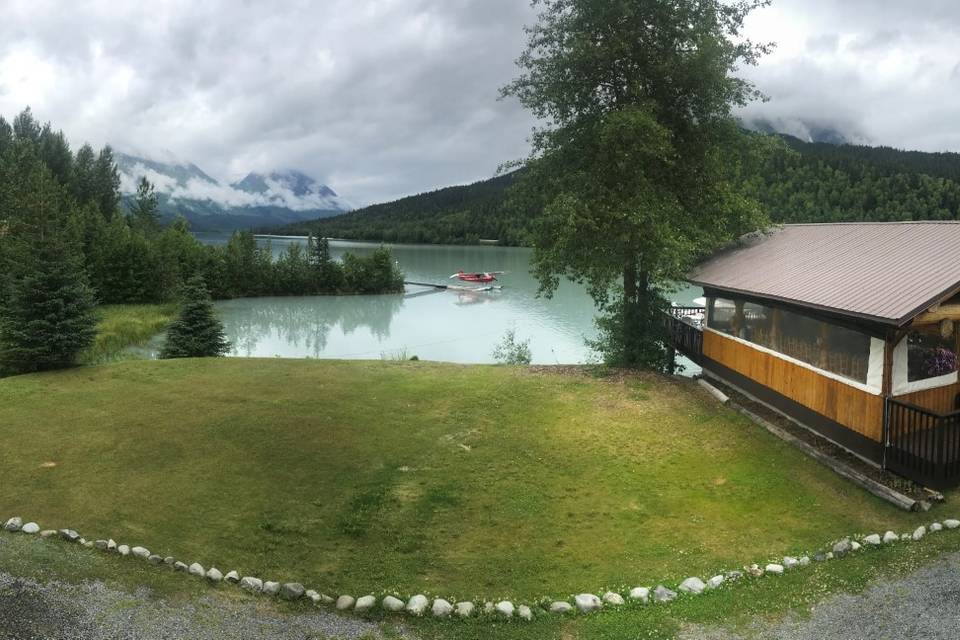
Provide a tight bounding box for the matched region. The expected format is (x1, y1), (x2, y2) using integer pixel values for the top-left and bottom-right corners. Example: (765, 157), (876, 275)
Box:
(663, 307), (704, 364)
(886, 398), (960, 488)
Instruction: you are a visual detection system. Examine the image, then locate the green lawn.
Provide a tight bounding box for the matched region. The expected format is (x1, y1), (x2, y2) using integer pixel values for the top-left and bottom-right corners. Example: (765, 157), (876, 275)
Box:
(78, 304), (176, 365)
(0, 359), (955, 638)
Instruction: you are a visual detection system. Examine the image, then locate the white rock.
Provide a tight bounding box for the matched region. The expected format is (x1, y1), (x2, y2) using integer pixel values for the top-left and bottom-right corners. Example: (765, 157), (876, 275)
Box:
(21, 522), (39, 534)
(355, 595), (376, 612)
(107, 539), (117, 551)
(574, 593), (602, 613)
(320, 594), (335, 604)
(518, 605), (533, 621)
(912, 526), (926, 541)
(225, 570), (240, 583)
(602, 591), (625, 605)
(863, 534), (882, 545)
(432, 598), (453, 618)
(851, 541), (861, 551)
(382, 596), (405, 612)
(783, 557), (798, 569)
(174, 561), (188, 572)
(188, 562), (205, 577)
(629, 586), (650, 602)
(883, 531), (899, 543)
(335, 595), (355, 610)
(240, 577), (263, 593)
(550, 601), (573, 614)
(944, 519), (960, 529)
(406, 594), (429, 616)
(799, 556), (810, 566)
(930, 522), (943, 532)
(765, 564), (784, 575)
(305, 589), (320, 604)
(706, 575), (725, 590)
(495, 601), (515, 618)
(205, 567), (223, 582)
(455, 601), (475, 617)
(4, 517), (22, 532)
(118, 545), (130, 556)
(39, 530), (57, 539)
(83, 541), (94, 549)
(263, 581), (280, 596)
(679, 577), (706, 594)
(131, 547), (151, 560)
(653, 585), (677, 602)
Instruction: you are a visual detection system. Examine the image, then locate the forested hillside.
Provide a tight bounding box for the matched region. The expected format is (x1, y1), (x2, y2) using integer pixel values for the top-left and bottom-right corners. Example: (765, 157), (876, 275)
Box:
(267, 134), (960, 245)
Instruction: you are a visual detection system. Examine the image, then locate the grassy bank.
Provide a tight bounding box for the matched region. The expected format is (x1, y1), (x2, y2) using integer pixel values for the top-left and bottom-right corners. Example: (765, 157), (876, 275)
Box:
(78, 304), (176, 365)
(0, 359), (955, 638)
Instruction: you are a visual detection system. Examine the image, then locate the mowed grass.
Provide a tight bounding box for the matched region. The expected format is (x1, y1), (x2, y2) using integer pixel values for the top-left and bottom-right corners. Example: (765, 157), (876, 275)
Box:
(0, 359), (949, 608)
(78, 304), (176, 365)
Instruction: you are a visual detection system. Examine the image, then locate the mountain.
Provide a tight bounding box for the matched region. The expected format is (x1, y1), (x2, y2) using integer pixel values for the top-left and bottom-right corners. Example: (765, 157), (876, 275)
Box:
(116, 153), (350, 231)
(743, 117), (859, 146)
(264, 135), (960, 245)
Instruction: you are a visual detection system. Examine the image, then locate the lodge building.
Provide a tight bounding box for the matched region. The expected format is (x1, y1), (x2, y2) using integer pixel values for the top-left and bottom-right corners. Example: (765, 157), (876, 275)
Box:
(670, 222), (960, 488)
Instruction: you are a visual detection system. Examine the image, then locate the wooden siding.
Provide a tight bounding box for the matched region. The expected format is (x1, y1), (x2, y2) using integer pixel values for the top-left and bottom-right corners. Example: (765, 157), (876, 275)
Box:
(703, 330), (885, 442)
(896, 382), (960, 414)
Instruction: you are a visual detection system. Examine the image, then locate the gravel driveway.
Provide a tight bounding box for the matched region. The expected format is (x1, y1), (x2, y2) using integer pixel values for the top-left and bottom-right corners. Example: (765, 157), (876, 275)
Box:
(682, 550), (960, 640)
(0, 570), (402, 640)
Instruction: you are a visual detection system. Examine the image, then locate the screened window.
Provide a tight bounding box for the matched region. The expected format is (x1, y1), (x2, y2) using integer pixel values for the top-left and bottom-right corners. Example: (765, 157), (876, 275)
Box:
(708, 296), (871, 384)
(906, 326), (958, 383)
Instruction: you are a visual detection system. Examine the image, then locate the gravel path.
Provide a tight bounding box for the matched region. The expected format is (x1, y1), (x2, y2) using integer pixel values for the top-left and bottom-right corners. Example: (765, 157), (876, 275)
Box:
(0, 570), (401, 640)
(681, 550), (960, 640)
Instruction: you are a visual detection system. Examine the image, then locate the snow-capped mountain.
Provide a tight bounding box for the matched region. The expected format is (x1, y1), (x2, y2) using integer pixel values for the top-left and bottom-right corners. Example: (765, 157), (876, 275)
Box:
(116, 152), (350, 231)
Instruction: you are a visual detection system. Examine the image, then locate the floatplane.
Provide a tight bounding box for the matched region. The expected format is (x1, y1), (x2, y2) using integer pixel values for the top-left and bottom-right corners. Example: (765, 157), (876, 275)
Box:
(403, 270), (506, 295)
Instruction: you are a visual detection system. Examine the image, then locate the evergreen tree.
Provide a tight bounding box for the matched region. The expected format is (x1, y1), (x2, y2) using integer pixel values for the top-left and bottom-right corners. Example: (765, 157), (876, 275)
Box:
(71, 144), (98, 206)
(93, 146), (120, 220)
(0, 235), (97, 374)
(160, 276), (230, 359)
(130, 176), (160, 233)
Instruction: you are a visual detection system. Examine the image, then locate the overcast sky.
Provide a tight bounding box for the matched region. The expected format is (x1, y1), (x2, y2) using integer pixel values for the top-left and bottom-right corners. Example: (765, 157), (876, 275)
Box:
(2, 0), (960, 206)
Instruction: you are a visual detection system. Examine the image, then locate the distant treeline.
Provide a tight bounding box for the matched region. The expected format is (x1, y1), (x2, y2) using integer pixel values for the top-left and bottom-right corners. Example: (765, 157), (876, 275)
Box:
(265, 134), (960, 245)
(0, 108), (403, 311)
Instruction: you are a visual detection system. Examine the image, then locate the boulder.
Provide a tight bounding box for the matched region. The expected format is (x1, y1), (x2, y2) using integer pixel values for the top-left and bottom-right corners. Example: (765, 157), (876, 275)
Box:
(602, 591), (625, 606)
(706, 575), (725, 590)
(930, 522), (943, 532)
(726, 570), (743, 581)
(679, 577), (706, 594)
(944, 519), (960, 529)
(39, 530), (58, 539)
(863, 534), (882, 546)
(4, 517), (22, 532)
(832, 538), (852, 556)
(629, 586), (650, 602)
(813, 552), (828, 562)
(883, 531), (899, 543)
(765, 564), (784, 575)
(799, 556), (810, 566)
(355, 595), (376, 612)
(108, 540), (117, 551)
(131, 546), (151, 559)
(550, 601), (573, 614)
(206, 568), (224, 583)
(320, 594), (335, 604)
(783, 556), (798, 569)
(163, 557), (175, 566)
(224, 570), (240, 583)
(851, 541), (861, 551)
(574, 593), (602, 613)
(240, 577), (263, 593)
(746, 564), (764, 576)
(382, 596), (405, 612)
(188, 562), (205, 577)
(21, 522), (39, 535)
(118, 545), (130, 556)
(518, 605), (533, 621)
(432, 598), (454, 618)
(174, 561), (189, 572)
(305, 590), (321, 605)
(455, 601), (475, 617)
(280, 583), (304, 600)
(83, 541), (94, 548)
(94, 540), (109, 550)
(495, 601), (515, 618)
(148, 555), (164, 565)
(406, 594), (429, 616)
(653, 585), (677, 603)
(912, 526), (926, 541)
(59, 529), (80, 543)
(263, 581), (280, 596)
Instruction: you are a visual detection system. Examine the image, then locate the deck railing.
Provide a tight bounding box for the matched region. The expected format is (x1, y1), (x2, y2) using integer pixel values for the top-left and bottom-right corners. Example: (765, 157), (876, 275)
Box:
(663, 307), (704, 364)
(886, 398), (960, 488)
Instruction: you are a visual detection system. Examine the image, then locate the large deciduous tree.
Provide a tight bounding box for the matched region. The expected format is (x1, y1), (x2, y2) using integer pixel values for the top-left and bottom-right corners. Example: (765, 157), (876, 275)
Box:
(501, 0), (772, 370)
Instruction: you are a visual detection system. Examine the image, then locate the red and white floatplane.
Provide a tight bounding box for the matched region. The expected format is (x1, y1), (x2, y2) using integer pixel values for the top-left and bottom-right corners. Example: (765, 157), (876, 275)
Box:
(449, 270), (505, 283)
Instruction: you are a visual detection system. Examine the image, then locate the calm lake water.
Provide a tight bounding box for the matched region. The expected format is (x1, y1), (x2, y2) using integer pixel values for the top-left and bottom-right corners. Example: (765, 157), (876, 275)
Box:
(189, 233), (702, 366)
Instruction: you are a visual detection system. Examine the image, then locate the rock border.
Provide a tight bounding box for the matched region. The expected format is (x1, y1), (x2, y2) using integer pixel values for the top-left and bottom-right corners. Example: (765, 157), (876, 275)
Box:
(4, 514), (959, 623)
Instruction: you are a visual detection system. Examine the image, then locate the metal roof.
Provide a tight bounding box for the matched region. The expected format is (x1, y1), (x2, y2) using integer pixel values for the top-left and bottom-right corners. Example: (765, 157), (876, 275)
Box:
(687, 222), (960, 326)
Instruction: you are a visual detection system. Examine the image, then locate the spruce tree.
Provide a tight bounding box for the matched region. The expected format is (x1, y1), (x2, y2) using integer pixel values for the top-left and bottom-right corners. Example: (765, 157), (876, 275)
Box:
(160, 276), (230, 359)
(0, 236), (97, 374)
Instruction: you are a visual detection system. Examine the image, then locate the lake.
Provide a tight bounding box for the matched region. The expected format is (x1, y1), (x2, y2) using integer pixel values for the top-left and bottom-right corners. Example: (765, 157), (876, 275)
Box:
(190, 233), (702, 366)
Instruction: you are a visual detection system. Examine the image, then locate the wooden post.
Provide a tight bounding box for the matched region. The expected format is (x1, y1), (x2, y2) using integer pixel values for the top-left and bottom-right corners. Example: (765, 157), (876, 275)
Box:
(818, 323), (830, 370)
(770, 308), (782, 352)
(733, 300), (745, 338)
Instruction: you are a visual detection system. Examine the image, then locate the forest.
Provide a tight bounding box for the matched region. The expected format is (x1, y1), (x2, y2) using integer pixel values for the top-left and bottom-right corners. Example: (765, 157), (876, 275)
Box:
(267, 133), (960, 245)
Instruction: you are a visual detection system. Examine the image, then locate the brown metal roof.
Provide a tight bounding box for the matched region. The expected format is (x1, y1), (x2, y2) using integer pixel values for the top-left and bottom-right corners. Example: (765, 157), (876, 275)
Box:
(687, 222), (960, 326)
